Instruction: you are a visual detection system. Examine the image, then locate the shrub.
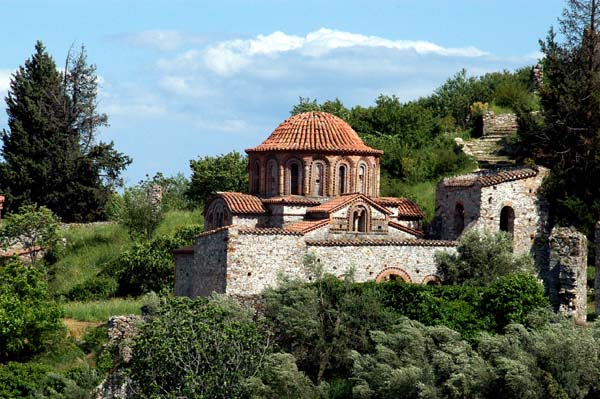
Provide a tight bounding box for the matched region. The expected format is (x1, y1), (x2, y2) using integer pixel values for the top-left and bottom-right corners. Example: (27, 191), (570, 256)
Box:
(436, 230), (534, 286)
(0, 361), (53, 398)
(66, 274), (118, 301)
(129, 295), (270, 399)
(0, 261), (63, 361)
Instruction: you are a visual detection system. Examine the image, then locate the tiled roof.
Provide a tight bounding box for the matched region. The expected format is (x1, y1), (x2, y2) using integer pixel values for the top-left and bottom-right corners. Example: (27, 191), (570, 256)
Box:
(210, 192), (267, 215)
(388, 221), (424, 237)
(306, 238), (457, 247)
(284, 219), (329, 233)
(442, 166), (539, 188)
(246, 112), (383, 155)
(172, 246), (194, 255)
(261, 195), (322, 206)
(239, 227), (303, 236)
(307, 193), (391, 217)
(373, 197), (424, 218)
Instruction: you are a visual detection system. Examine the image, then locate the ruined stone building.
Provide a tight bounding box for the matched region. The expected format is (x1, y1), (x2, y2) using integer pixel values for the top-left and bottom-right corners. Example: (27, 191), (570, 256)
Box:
(174, 111), (551, 298)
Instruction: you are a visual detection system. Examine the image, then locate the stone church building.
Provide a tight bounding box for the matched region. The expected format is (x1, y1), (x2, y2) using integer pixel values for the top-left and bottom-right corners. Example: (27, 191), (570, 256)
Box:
(174, 111), (549, 298)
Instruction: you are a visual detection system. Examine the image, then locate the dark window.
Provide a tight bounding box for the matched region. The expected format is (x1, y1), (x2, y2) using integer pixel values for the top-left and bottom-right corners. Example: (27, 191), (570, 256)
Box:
(267, 161), (278, 196)
(290, 162), (300, 195)
(338, 165), (346, 194)
(314, 163), (325, 196)
(351, 206), (368, 232)
(500, 206), (515, 237)
(252, 161), (260, 194)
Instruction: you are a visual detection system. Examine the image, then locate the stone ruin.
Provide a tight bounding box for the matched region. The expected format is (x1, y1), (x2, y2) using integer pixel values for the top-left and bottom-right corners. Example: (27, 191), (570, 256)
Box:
(548, 227), (588, 324)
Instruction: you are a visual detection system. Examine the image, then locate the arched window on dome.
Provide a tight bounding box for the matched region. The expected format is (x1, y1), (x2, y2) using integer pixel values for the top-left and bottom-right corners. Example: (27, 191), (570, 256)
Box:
(357, 163), (368, 194)
(338, 165), (347, 195)
(286, 159), (302, 195)
(312, 161), (326, 196)
(266, 160), (279, 196)
(251, 160), (260, 194)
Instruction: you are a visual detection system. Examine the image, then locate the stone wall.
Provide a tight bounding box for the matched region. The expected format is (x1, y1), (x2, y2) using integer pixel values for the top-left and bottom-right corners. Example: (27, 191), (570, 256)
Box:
(548, 227), (587, 324)
(482, 112), (518, 136)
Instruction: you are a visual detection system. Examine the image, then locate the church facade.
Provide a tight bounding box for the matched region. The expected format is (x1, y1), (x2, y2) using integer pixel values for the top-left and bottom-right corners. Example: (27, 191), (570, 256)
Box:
(174, 112), (549, 298)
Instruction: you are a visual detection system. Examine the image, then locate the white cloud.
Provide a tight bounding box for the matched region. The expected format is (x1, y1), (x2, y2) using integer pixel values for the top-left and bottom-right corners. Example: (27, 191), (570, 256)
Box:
(121, 30), (202, 51)
(199, 28), (489, 76)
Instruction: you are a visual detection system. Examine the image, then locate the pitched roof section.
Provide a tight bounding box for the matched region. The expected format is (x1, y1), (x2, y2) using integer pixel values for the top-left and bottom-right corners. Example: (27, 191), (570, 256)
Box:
(306, 238), (457, 247)
(261, 195), (322, 206)
(388, 221), (424, 237)
(373, 197), (424, 219)
(441, 166), (540, 188)
(246, 112), (383, 155)
(212, 192), (267, 215)
(306, 193), (392, 217)
(284, 219), (329, 234)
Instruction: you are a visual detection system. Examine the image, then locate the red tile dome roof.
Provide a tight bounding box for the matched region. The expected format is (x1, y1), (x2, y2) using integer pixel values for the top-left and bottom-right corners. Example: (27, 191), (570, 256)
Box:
(246, 112), (383, 155)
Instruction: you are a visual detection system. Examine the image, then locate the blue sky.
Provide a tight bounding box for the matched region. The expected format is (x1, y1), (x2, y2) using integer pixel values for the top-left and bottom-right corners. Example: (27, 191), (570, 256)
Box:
(0, 0), (564, 185)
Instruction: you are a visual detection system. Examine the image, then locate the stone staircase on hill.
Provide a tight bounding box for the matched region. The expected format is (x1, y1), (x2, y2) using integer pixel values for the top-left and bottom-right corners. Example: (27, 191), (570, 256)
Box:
(458, 112), (518, 169)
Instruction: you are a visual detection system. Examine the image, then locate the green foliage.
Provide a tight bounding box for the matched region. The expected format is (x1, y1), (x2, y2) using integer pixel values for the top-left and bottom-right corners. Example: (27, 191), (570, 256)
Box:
(436, 230), (534, 286)
(0, 261), (63, 361)
(0, 204), (60, 265)
(129, 295), (271, 399)
(264, 255), (399, 383)
(187, 151), (249, 207)
(243, 353), (327, 399)
(106, 224), (202, 296)
(291, 97), (350, 121)
(0, 361), (53, 398)
(65, 274), (118, 301)
(0, 41), (130, 222)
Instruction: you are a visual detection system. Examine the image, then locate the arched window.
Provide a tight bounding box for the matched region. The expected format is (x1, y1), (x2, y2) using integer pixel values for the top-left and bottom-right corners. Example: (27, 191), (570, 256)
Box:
(338, 165), (347, 195)
(357, 163), (367, 194)
(351, 206), (368, 232)
(266, 160), (278, 196)
(375, 268), (412, 283)
(500, 206), (515, 237)
(454, 203), (465, 236)
(252, 161), (260, 194)
(290, 162), (301, 195)
(313, 162), (325, 196)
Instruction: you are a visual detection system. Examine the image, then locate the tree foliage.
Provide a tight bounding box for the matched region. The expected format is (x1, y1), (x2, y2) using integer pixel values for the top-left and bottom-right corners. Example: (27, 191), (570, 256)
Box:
(129, 295), (271, 399)
(0, 41), (131, 222)
(435, 230), (534, 286)
(187, 151), (248, 206)
(0, 260), (63, 361)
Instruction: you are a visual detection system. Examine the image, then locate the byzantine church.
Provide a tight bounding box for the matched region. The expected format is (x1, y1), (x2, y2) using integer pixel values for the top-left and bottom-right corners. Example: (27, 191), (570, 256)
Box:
(174, 111), (548, 298)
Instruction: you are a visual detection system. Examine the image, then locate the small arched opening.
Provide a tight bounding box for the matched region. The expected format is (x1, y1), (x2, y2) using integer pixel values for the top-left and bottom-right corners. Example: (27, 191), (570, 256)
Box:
(266, 160), (279, 196)
(454, 203), (465, 236)
(421, 274), (442, 286)
(357, 163), (368, 194)
(338, 165), (347, 195)
(350, 205), (368, 232)
(500, 206), (515, 237)
(251, 161), (260, 194)
(375, 268), (412, 283)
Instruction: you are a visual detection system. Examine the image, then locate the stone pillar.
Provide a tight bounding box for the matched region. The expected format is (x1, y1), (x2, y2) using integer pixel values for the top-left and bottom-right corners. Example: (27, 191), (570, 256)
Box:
(595, 221), (600, 316)
(549, 227), (587, 324)
(278, 164), (285, 196)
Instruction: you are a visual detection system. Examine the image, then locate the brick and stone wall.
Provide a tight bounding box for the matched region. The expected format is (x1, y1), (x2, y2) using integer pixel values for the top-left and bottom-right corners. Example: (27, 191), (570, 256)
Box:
(548, 227), (587, 324)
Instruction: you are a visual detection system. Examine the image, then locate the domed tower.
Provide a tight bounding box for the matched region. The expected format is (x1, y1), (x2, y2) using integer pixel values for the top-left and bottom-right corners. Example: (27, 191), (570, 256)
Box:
(245, 112), (383, 198)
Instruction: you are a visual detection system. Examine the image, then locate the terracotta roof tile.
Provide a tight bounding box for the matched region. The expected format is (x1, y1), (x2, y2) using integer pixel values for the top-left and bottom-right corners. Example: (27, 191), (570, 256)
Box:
(246, 112), (383, 155)
(261, 195), (322, 206)
(172, 246), (194, 255)
(388, 221), (424, 237)
(442, 166), (540, 188)
(284, 219), (329, 233)
(209, 192), (267, 215)
(374, 197), (424, 219)
(239, 227), (303, 236)
(306, 238), (457, 247)
(307, 193), (391, 217)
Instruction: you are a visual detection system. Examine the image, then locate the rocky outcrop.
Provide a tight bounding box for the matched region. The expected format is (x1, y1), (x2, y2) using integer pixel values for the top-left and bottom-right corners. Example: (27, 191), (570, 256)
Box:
(549, 227), (587, 324)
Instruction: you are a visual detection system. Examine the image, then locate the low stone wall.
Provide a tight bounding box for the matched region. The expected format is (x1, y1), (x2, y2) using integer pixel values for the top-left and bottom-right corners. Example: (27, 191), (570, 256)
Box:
(482, 112), (518, 136)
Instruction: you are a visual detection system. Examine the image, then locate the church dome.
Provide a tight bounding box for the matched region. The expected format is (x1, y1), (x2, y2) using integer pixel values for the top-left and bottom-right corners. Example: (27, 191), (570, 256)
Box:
(246, 111), (383, 155)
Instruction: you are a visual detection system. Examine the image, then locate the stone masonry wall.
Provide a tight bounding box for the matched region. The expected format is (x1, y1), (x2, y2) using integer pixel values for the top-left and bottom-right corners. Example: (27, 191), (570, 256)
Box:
(435, 184), (482, 240)
(482, 112), (518, 136)
(549, 227), (587, 324)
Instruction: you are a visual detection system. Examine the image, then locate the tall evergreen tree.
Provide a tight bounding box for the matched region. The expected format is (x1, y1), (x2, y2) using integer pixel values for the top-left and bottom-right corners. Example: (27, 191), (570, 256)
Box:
(518, 0), (600, 232)
(0, 41), (130, 222)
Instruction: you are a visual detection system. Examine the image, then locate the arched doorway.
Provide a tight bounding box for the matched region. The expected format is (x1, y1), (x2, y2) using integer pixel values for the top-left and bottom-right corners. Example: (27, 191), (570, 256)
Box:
(500, 206), (515, 237)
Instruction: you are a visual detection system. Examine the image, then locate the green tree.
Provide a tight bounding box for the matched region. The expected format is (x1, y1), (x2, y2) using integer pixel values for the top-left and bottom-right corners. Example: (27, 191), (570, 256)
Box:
(129, 295), (271, 399)
(0, 204), (60, 265)
(0, 260), (63, 361)
(0, 41), (130, 222)
(187, 151), (248, 206)
(435, 230), (533, 286)
(518, 0), (600, 233)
